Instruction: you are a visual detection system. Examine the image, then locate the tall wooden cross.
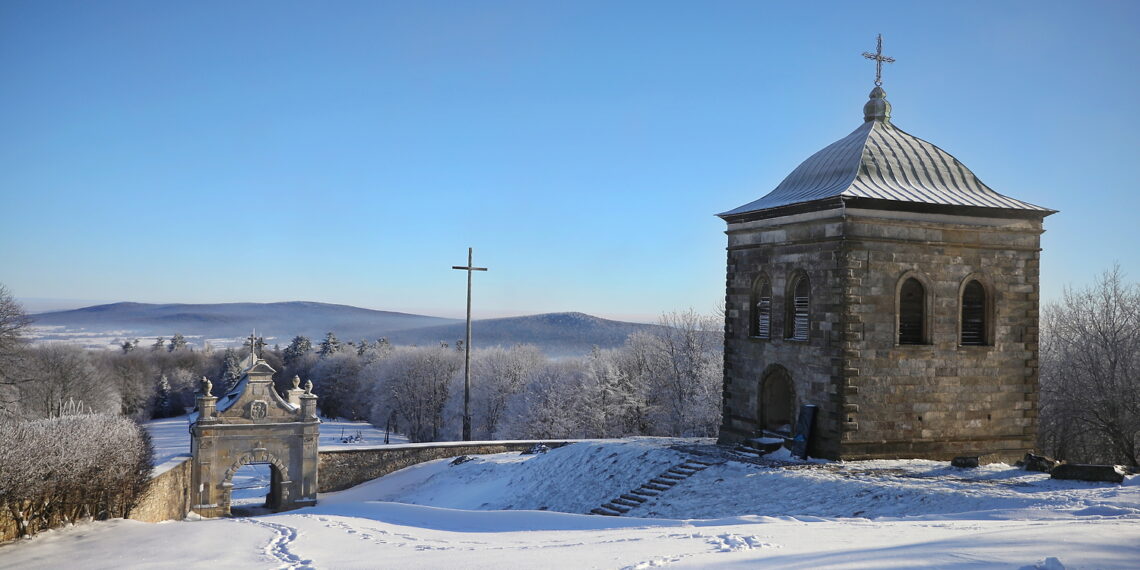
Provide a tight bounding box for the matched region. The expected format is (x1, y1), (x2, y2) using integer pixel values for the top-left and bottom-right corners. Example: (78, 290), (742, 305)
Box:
(452, 247), (488, 441)
(862, 34), (895, 86)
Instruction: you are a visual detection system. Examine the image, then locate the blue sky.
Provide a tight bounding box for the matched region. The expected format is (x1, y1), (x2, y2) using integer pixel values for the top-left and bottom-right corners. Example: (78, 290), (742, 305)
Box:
(1, 1), (1137, 321)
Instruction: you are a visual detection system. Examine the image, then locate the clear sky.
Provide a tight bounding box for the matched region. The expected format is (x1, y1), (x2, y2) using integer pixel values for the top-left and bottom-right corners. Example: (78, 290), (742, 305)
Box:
(1, 1), (1137, 321)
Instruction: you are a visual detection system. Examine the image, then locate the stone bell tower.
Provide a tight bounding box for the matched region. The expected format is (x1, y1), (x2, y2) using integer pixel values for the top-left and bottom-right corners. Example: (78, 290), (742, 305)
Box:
(717, 39), (1056, 462)
(191, 340), (319, 517)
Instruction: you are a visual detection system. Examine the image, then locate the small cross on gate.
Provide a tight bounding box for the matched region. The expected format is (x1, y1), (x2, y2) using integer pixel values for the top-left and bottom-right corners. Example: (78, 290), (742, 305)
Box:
(862, 34), (895, 87)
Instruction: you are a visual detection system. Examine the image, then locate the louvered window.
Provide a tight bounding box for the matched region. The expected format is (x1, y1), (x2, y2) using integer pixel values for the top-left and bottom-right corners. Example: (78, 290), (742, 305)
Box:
(898, 278), (926, 345)
(752, 281), (772, 339)
(961, 280), (987, 346)
(789, 277), (810, 341)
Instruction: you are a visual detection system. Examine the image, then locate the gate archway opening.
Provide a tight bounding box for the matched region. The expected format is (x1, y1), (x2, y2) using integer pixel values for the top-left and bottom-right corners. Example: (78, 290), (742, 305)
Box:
(224, 451), (291, 516)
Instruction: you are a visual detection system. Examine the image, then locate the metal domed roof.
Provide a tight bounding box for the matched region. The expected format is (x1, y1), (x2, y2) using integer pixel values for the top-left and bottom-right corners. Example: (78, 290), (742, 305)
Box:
(719, 87), (1054, 220)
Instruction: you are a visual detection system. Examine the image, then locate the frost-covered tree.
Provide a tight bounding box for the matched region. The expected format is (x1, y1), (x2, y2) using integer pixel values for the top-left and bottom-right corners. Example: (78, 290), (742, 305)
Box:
(318, 332), (341, 358)
(506, 360), (588, 439)
(367, 345), (462, 442)
(153, 374), (176, 418)
(151, 337), (165, 351)
(219, 348), (244, 394)
(642, 309), (724, 437)
(282, 336), (311, 368)
(0, 413), (152, 538)
(167, 333), (188, 352)
(575, 347), (631, 438)
(1039, 266), (1140, 466)
(471, 344), (544, 439)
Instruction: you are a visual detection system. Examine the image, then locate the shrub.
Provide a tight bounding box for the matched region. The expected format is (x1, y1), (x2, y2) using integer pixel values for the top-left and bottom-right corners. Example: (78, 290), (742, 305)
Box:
(0, 413), (152, 539)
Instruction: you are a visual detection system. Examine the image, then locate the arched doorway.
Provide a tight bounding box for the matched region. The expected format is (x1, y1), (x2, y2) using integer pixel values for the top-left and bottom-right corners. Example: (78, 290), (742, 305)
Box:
(222, 452), (291, 515)
(760, 366), (796, 435)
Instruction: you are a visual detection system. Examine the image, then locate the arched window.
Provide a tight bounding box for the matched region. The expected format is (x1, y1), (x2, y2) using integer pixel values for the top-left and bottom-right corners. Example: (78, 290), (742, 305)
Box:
(960, 280), (988, 346)
(786, 274), (810, 341)
(750, 277), (772, 339)
(898, 277), (926, 345)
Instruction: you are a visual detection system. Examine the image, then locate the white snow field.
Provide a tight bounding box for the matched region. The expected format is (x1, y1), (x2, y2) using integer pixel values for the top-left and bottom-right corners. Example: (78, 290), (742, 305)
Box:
(2, 437), (1137, 569)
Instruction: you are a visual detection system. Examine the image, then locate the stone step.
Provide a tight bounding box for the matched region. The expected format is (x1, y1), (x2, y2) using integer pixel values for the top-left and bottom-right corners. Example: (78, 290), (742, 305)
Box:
(688, 458), (719, 466)
(669, 467), (699, 476)
(659, 473), (685, 481)
(612, 497), (641, 508)
(591, 507), (620, 516)
(649, 478), (677, 487)
(602, 503), (630, 514)
(630, 488), (659, 497)
(643, 482), (671, 492)
(620, 493), (647, 503)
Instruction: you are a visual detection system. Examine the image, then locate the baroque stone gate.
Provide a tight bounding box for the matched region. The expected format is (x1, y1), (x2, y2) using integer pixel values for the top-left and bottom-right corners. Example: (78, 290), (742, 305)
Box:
(191, 353), (319, 517)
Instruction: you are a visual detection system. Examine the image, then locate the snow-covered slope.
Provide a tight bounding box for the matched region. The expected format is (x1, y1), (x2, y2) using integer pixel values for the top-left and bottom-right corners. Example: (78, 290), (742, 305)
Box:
(2, 438), (1137, 569)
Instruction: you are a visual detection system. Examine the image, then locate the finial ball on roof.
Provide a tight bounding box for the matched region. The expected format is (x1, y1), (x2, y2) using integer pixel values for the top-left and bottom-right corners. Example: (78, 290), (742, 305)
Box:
(863, 86), (891, 123)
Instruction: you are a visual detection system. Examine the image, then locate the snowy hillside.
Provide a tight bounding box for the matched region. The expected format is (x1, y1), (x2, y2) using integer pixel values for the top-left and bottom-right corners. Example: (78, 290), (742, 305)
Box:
(28, 302), (663, 355)
(1, 438), (1137, 569)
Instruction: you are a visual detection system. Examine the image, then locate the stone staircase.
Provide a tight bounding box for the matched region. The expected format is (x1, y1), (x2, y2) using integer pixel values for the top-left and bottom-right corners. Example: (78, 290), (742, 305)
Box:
(589, 458), (720, 517)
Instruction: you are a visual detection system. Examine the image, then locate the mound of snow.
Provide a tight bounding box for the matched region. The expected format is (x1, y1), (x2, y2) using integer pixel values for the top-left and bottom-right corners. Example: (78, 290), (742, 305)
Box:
(326, 438), (694, 515)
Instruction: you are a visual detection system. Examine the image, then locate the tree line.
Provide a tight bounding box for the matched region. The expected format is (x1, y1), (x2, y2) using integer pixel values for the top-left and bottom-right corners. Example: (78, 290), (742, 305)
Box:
(299, 309), (724, 442)
(2, 271), (1138, 467)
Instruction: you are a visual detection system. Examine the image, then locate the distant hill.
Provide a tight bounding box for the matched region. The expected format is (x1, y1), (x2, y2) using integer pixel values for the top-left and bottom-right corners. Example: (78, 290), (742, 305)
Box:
(30, 301), (460, 344)
(387, 312), (665, 356)
(29, 302), (662, 356)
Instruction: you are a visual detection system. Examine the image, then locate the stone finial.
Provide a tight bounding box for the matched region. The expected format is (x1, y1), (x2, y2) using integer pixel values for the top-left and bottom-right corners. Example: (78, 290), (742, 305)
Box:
(202, 376), (213, 397)
(304, 380), (313, 395)
(292, 375), (301, 390)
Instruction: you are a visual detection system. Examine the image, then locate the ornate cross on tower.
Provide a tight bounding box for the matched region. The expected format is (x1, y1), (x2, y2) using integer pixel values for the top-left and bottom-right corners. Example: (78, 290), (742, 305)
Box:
(452, 247), (488, 441)
(862, 34), (895, 86)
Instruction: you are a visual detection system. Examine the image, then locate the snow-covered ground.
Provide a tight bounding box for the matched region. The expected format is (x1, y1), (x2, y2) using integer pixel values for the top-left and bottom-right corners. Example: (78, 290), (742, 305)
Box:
(2, 436), (1137, 568)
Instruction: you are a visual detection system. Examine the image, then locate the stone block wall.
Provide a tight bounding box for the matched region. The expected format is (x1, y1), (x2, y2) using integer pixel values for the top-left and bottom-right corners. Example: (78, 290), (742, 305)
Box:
(718, 207), (1044, 462)
(837, 210), (1042, 462)
(719, 209), (847, 458)
(128, 455), (193, 523)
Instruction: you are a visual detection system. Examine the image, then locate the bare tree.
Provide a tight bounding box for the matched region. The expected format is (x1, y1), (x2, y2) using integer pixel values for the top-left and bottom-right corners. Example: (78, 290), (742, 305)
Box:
(310, 350), (366, 420)
(368, 346), (462, 442)
(0, 284), (32, 415)
(20, 344), (120, 418)
(1039, 265), (1140, 466)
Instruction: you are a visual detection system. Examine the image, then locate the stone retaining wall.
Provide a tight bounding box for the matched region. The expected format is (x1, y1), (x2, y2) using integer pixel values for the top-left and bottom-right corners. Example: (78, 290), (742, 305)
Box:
(319, 440), (573, 493)
(128, 455), (193, 523)
(103, 440), (576, 527)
